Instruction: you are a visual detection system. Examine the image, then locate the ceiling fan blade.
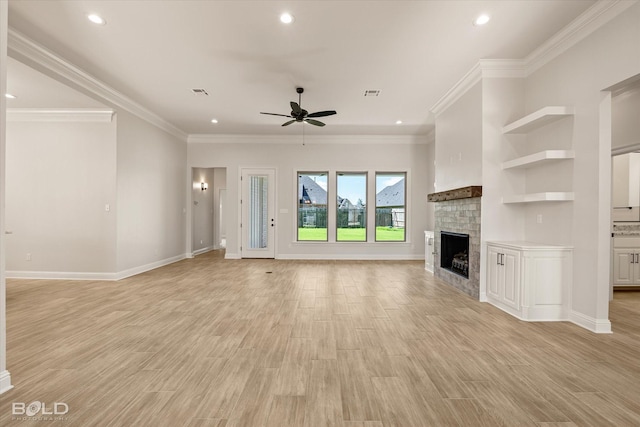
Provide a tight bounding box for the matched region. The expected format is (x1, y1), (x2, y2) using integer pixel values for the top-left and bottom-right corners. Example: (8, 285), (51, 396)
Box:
(260, 112), (293, 118)
(282, 120), (296, 126)
(290, 101), (302, 115)
(307, 110), (337, 118)
(305, 119), (326, 127)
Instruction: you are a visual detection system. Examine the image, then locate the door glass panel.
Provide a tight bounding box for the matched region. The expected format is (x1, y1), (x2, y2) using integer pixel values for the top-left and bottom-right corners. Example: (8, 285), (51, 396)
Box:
(249, 175), (268, 249)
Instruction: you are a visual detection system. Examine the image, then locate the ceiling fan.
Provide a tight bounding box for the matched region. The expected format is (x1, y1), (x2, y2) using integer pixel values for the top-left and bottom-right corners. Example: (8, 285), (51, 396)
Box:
(261, 87), (336, 127)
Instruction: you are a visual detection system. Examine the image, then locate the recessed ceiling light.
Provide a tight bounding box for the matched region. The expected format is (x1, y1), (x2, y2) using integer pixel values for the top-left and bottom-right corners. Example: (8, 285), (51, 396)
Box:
(473, 14), (490, 26)
(87, 14), (106, 25)
(5, 93), (16, 99)
(280, 13), (294, 24)
(210, 119), (218, 124)
(395, 120), (403, 125)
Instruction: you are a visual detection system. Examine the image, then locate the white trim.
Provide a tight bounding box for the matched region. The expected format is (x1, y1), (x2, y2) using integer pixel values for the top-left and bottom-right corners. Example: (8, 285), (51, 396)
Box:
(277, 253), (423, 261)
(525, 0), (636, 76)
(225, 252), (241, 259)
(569, 310), (612, 333)
(7, 108), (114, 122)
(0, 370), (12, 395)
(188, 134), (428, 145)
(7, 28), (188, 142)
(430, 1), (633, 117)
(6, 254), (187, 281)
(6, 270), (118, 281)
(430, 63), (482, 117)
(114, 254), (186, 280)
(193, 246), (214, 256)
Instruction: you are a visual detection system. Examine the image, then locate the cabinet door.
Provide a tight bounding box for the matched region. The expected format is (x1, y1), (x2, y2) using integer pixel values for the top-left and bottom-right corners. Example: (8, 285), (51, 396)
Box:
(613, 249), (635, 285)
(501, 248), (521, 310)
(487, 246), (502, 299)
(634, 253), (640, 285)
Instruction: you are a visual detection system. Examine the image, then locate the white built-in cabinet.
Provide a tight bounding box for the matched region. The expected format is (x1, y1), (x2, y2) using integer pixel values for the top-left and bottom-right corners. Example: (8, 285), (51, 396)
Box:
(486, 241), (573, 321)
(612, 237), (640, 286)
(501, 106), (575, 204)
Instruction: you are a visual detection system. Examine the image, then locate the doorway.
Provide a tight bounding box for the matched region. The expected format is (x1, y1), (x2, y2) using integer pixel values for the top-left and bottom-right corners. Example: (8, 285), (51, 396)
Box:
(241, 168), (276, 258)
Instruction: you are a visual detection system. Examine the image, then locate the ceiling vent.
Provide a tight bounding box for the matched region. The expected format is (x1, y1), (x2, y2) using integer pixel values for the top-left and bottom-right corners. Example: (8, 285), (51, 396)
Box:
(364, 90), (381, 97)
(191, 88), (209, 96)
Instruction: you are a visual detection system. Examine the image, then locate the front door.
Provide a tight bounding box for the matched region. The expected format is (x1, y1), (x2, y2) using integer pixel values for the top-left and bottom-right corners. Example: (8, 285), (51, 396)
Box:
(241, 168), (276, 258)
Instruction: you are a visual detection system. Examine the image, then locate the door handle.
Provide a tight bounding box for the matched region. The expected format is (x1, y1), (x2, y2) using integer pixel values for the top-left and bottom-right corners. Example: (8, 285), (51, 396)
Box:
(632, 253), (636, 264)
(636, 253), (639, 264)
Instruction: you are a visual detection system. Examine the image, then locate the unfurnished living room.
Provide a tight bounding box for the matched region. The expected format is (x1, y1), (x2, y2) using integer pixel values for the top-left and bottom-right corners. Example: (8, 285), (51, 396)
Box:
(1, 1), (640, 426)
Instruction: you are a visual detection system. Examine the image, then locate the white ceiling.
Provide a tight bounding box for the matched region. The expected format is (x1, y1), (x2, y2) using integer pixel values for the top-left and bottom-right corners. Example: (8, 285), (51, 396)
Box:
(6, 0), (597, 136)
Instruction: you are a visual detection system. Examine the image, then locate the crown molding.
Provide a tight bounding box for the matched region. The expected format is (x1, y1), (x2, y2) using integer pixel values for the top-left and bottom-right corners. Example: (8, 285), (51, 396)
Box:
(188, 133), (429, 145)
(524, 0), (637, 76)
(7, 108), (114, 122)
(7, 28), (188, 142)
(430, 62), (482, 117)
(430, 0), (634, 117)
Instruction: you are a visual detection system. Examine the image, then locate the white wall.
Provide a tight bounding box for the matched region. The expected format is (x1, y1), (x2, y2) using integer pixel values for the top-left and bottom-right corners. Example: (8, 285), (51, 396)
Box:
(6, 118), (118, 275)
(434, 82), (483, 192)
(188, 136), (429, 259)
(0, 0), (11, 395)
(425, 140), (435, 231)
(116, 110), (187, 273)
(192, 167), (215, 253)
(524, 1), (640, 326)
(612, 85), (640, 150)
(213, 168), (227, 248)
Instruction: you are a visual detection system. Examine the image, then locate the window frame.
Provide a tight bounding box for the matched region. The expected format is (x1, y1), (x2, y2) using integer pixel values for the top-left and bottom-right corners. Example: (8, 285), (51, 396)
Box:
(297, 171), (329, 242)
(374, 172), (407, 242)
(336, 171), (368, 242)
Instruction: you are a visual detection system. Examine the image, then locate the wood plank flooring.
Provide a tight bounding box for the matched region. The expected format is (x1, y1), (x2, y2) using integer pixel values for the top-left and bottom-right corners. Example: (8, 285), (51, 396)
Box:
(2, 250), (640, 426)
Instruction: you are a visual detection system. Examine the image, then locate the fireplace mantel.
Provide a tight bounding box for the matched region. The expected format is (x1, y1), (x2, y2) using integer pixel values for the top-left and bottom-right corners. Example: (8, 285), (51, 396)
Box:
(428, 186), (482, 202)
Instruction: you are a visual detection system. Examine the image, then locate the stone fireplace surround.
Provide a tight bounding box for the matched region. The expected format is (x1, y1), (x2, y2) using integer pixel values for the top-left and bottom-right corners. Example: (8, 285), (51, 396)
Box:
(428, 186), (481, 298)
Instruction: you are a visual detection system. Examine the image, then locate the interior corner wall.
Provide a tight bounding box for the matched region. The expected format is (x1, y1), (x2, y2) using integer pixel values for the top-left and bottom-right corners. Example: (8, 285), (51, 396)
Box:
(6, 119), (118, 275)
(213, 168), (227, 248)
(192, 167), (215, 253)
(524, 1), (640, 324)
(612, 86), (640, 149)
(425, 141), (435, 231)
(434, 82), (483, 192)
(188, 137), (429, 260)
(0, 0), (11, 395)
(116, 110), (187, 274)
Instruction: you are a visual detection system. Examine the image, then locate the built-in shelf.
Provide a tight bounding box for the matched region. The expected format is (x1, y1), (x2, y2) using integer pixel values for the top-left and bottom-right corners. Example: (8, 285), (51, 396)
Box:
(502, 150), (575, 170)
(503, 106), (574, 134)
(502, 192), (575, 204)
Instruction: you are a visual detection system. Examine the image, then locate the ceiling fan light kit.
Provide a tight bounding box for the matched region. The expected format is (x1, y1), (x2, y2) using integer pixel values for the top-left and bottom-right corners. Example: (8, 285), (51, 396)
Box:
(260, 87), (336, 127)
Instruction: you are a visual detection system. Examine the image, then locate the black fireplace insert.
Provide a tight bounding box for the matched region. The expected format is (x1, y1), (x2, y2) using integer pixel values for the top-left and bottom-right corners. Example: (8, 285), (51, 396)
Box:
(440, 231), (469, 278)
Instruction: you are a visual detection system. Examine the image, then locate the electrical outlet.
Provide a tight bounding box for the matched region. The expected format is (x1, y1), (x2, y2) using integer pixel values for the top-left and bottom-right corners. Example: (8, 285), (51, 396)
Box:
(200, 240), (203, 244)
(26, 253), (31, 261)
(537, 214), (543, 224)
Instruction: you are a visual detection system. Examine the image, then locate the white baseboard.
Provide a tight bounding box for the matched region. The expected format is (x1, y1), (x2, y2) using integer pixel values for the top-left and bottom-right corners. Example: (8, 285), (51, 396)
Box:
(276, 253), (424, 261)
(225, 252), (241, 260)
(569, 310), (612, 333)
(6, 270), (118, 281)
(0, 370), (13, 395)
(6, 254), (188, 281)
(193, 246), (214, 256)
(114, 254), (187, 280)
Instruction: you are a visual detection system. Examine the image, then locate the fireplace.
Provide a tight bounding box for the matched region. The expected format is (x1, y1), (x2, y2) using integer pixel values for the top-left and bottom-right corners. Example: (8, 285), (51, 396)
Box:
(428, 186), (481, 298)
(440, 232), (470, 278)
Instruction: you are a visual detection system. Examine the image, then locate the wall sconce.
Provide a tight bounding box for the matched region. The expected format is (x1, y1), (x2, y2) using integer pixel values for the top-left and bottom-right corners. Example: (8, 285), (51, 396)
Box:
(201, 182), (208, 191)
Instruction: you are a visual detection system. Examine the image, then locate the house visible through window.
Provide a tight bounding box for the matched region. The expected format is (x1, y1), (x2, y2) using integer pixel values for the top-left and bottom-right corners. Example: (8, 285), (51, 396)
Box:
(375, 173), (406, 241)
(298, 172), (328, 241)
(337, 173), (367, 241)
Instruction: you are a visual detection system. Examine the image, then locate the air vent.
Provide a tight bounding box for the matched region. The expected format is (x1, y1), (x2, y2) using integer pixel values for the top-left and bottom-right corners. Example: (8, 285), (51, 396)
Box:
(364, 90), (381, 97)
(191, 88), (209, 96)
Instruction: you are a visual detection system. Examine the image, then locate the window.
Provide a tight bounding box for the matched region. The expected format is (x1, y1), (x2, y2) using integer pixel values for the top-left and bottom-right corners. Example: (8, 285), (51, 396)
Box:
(297, 172), (328, 241)
(375, 173), (406, 241)
(336, 173), (367, 241)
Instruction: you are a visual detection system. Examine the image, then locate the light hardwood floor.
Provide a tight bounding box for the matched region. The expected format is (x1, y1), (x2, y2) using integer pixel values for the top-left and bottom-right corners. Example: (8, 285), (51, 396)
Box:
(2, 250), (640, 426)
